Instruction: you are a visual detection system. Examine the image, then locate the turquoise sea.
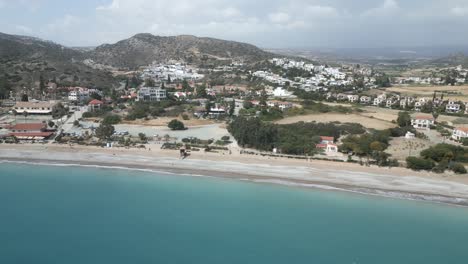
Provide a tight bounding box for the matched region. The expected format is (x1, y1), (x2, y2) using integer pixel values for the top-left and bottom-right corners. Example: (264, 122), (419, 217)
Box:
(1, 163), (468, 264)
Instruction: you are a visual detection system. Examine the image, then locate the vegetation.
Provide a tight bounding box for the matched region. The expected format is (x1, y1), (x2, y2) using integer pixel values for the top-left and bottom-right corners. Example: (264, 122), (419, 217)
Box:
(228, 117), (365, 155)
(397, 111), (411, 127)
(102, 115), (122, 125)
(95, 123), (115, 140)
(406, 157), (435, 171)
(168, 119), (186, 131)
(52, 103), (68, 119)
(406, 144), (468, 174)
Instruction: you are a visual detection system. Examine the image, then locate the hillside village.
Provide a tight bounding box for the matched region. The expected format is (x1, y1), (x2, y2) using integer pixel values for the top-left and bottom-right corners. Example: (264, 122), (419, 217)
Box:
(2, 53), (468, 174)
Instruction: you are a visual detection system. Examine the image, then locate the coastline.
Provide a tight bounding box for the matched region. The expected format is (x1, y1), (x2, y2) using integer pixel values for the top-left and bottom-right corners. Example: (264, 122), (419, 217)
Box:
(1, 144), (468, 207)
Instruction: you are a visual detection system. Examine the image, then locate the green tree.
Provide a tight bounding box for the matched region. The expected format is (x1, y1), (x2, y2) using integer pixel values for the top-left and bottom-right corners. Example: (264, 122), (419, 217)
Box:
(95, 123), (115, 140)
(406, 157), (435, 171)
(0, 75), (12, 99)
(205, 101), (212, 113)
(229, 100), (236, 116)
(52, 103), (68, 119)
(39, 75), (46, 93)
(196, 84), (207, 98)
(138, 133), (148, 142)
(397, 111), (411, 127)
(21, 94), (29, 102)
(102, 115), (122, 125)
(145, 78), (155, 87)
(450, 163), (467, 174)
(168, 119), (186, 130)
(182, 79), (191, 92)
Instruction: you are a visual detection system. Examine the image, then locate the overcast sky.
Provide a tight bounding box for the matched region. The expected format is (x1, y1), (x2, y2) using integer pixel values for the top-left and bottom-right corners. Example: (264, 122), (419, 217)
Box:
(1, 0), (468, 48)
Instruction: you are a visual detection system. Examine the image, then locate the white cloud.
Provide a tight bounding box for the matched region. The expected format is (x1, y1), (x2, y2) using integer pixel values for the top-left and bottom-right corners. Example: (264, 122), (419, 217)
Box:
(303, 5), (339, 17)
(41, 14), (80, 35)
(269, 12), (290, 23)
(96, 0), (120, 11)
(451, 6), (468, 16)
(361, 0), (399, 17)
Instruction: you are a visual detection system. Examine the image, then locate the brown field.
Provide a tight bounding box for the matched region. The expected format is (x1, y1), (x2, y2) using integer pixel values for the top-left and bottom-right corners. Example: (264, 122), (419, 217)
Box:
(277, 105), (468, 129)
(359, 106), (468, 125)
(276, 113), (396, 130)
(386, 85), (468, 101)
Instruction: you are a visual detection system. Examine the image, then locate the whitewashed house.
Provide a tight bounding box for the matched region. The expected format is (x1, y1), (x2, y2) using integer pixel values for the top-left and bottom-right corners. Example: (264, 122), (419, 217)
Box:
(411, 116), (435, 130)
(452, 127), (468, 141)
(137, 87), (167, 102)
(347, 95), (359, 103)
(316, 136), (338, 153)
(446, 101), (461, 113)
(360, 96), (371, 104)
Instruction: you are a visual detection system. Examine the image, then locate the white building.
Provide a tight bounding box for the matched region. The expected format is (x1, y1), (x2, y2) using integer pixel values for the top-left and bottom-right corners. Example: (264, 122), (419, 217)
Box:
(411, 116), (435, 130)
(452, 127), (468, 141)
(360, 96), (371, 104)
(273, 87), (294, 97)
(446, 101), (461, 113)
(13, 101), (58, 115)
(136, 87), (167, 102)
(347, 95), (359, 103)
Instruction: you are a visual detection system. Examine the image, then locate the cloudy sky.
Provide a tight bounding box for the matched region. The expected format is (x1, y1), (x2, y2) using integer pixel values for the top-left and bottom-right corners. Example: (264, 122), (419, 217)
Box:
(1, 0), (468, 48)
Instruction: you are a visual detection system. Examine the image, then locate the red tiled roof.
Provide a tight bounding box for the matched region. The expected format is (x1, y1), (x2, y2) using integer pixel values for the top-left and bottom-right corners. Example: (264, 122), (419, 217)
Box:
(89, 99), (103, 105)
(9, 132), (54, 137)
(415, 115), (434, 120)
(456, 127), (468, 133)
(11, 123), (46, 131)
(320, 136), (334, 141)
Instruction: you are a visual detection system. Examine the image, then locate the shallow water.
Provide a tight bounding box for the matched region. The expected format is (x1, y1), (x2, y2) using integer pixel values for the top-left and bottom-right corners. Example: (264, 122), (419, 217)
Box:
(1, 163), (468, 264)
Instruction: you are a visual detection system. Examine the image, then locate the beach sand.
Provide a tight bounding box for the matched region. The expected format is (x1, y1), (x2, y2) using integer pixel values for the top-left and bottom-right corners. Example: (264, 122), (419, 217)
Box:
(1, 143), (468, 206)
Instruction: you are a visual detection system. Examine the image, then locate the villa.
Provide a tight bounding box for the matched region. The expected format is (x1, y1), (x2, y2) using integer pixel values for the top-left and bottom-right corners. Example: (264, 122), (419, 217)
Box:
(452, 127), (468, 141)
(411, 116), (435, 130)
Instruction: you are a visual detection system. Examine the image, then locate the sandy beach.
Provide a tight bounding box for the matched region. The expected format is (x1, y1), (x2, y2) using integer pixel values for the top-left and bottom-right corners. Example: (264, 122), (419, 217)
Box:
(1, 143), (468, 206)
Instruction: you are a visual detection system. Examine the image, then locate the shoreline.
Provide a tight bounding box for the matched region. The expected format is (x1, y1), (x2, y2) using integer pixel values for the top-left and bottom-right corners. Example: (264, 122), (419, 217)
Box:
(1, 144), (468, 207)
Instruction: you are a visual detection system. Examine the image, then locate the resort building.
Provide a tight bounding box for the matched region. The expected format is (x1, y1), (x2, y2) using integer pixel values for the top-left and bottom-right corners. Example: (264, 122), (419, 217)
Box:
(452, 127), (468, 141)
(411, 116), (435, 130)
(88, 99), (104, 112)
(137, 87), (167, 102)
(316, 136), (338, 153)
(13, 101), (58, 115)
(7, 123), (54, 140)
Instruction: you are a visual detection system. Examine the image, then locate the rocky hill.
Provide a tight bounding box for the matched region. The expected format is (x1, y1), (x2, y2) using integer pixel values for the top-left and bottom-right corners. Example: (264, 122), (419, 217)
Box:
(0, 32), (118, 90)
(0, 32), (275, 92)
(89, 33), (274, 69)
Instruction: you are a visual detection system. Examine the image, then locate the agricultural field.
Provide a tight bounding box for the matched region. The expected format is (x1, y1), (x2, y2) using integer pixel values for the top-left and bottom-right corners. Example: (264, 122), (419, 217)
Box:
(386, 85), (468, 101)
(276, 113), (396, 130)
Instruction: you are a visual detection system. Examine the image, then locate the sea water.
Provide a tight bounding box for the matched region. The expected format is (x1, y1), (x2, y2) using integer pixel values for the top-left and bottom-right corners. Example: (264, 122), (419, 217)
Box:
(1, 163), (468, 264)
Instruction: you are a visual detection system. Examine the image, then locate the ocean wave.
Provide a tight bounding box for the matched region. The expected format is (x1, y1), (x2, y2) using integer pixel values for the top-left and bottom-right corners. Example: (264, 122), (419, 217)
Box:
(2, 159), (467, 208)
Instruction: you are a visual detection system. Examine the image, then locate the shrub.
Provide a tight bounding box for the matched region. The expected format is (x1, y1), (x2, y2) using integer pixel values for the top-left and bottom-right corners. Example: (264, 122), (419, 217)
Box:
(221, 136), (230, 141)
(182, 114), (190, 120)
(406, 157), (435, 171)
(168, 119), (186, 130)
(102, 115), (121, 125)
(450, 163), (467, 174)
(82, 112), (93, 118)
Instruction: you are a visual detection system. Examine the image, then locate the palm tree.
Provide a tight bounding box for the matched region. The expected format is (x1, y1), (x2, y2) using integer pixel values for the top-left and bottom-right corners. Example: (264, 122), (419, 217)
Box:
(23, 111), (28, 124)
